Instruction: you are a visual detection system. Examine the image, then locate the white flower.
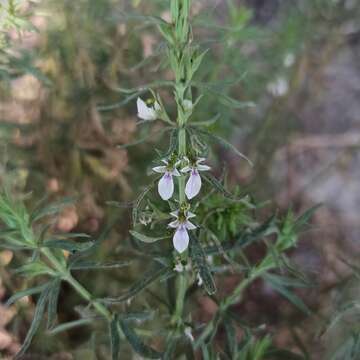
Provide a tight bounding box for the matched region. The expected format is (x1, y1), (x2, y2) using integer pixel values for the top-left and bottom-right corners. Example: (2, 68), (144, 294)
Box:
(181, 157), (211, 200)
(183, 99), (193, 112)
(197, 273), (203, 286)
(174, 262), (184, 273)
(184, 327), (194, 342)
(267, 77), (289, 97)
(137, 97), (161, 121)
(168, 210), (196, 253)
(284, 53), (295, 68)
(152, 159), (180, 200)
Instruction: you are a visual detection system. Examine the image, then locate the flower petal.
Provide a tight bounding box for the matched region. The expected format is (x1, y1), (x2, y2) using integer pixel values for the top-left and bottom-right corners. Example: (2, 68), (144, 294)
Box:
(185, 220), (196, 230)
(197, 164), (211, 172)
(154, 101), (161, 112)
(181, 166), (191, 173)
(168, 220), (180, 228)
(152, 166), (167, 173)
(183, 100), (193, 112)
(185, 170), (202, 199)
(137, 97), (156, 120)
(158, 173), (174, 200)
(173, 226), (189, 253)
(187, 211), (196, 219)
(172, 168), (181, 177)
(170, 210), (179, 218)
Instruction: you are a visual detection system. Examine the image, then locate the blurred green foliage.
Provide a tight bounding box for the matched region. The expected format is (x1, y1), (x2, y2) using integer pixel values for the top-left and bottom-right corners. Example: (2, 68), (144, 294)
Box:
(0, 0), (360, 358)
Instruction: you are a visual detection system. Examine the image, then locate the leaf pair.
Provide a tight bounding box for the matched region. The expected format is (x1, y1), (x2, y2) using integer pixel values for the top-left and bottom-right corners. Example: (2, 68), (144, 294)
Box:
(14, 279), (61, 359)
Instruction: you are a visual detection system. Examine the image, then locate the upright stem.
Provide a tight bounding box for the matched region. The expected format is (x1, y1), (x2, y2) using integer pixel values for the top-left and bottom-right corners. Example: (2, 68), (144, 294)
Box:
(41, 248), (112, 321)
(178, 128), (186, 204)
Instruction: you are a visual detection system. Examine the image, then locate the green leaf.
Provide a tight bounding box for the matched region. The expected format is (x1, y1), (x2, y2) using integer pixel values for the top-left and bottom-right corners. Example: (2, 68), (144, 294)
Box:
(15, 284), (51, 359)
(204, 215), (277, 256)
(266, 348), (306, 360)
(189, 235), (216, 295)
(119, 319), (162, 359)
(6, 283), (49, 306)
(163, 128), (179, 158)
(203, 172), (253, 206)
(48, 318), (95, 335)
(30, 196), (77, 223)
(43, 239), (94, 252)
(130, 230), (169, 244)
(47, 278), (61, 330)
(70, 260), (132, 271)
(118, 127), (173, 149)
(224, 318), (238, 358)
(293, 204), (322, 232)
(163, 337), (177, 360)
(191, 127), (253, 166)
(263, 273), (311, 315)
(102, 266), (171, 304)
(132, 182), (156, 226)
(110, 314), (121, 360)
(14, 261), (56, 278)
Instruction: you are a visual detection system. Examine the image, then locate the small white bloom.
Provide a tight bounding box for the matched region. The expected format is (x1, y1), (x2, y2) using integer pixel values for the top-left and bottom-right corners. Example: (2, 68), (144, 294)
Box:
(197, 273), (203, 286)
(174, 262), (184, 273)
(153, 159), (180, 200)
(183, 99), (193, 112)
(284, 53), (295, 68)
(184, 327), (194, 342)
(168, 210), (196, 253)
(137, 97), (161, 121)
(267, 77), (289, 97)
(181, 157), (211, 200)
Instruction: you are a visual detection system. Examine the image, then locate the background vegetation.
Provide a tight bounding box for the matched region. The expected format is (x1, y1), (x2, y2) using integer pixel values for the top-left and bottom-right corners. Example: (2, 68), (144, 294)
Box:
(1, 0), (360, 358)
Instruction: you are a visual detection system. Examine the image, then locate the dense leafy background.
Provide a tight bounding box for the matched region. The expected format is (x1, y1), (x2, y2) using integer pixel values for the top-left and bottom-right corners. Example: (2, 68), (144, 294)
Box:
(1, 0), (360, 359)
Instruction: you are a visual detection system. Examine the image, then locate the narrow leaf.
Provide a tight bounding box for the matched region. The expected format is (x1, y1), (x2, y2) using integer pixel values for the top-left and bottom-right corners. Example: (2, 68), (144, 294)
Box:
(102, 266), (171, 304)
(119, 319), (162, 359)
(110, 314), (121, 360)
(15, 284), (51, 359)
(43, 239), (94, 252)
(263, 274), (311, 315)
(192, 127), (253, 166)
(47, 278), (61, 330)
(48, 318), (95, 335)
(71, 260), (132, 271)
(6, 283), (48, 306)
(130, 230), (169, 244)
(189, 235), (216, 295)
(30, 196), (77, 223)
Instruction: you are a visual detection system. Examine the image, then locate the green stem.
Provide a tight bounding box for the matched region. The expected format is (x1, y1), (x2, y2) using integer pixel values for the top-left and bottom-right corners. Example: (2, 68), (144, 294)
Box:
(178, 128), (186, 204)
(41, 248), (112, 321)
(174, 273), (187, 326)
